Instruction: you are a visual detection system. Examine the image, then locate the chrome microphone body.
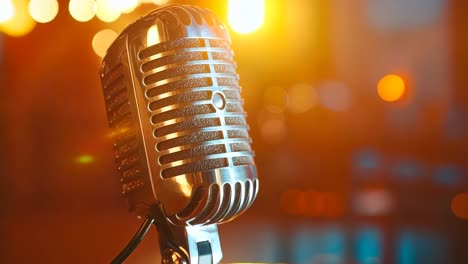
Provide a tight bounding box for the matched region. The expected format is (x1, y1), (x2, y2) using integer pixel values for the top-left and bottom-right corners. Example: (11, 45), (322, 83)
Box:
(100, 5), (259, 263)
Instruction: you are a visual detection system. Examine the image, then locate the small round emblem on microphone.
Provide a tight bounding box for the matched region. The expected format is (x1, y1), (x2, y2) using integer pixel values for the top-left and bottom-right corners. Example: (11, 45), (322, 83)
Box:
(212, 92), (226, 110)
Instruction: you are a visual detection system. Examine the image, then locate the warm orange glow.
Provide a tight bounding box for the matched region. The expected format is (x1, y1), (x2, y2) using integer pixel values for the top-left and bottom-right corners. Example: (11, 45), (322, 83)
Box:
(0, 0), (15, 23)
(303, 191), (345, 217)
(228, 0), (264, 34)
(92, 29), (118, 58)
(377, 74), (405, 102)
(263, 86), (288, 113)
(95, 0), (121, 22)
(281, 189), (345, 217)
(28, 0), (59, 23)
(354, 189), (392, 216)
(287, 83), (317, 113)
(260, 115), (287, 144)
(107, 126), (131, 139)
(69, 0), (95, 22)
(75, 154), (95, 164)
(109, 0), (139, 13)
(138, 0), (170, 4)
(0, 0), (36, 37)
(280, 189), (304, 215)
(451, 193), (468, 219)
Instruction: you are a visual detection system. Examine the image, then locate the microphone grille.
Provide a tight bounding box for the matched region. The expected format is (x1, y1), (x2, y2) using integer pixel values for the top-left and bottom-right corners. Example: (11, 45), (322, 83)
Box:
(102, 63), (151, 198)
(138, 36), (254, 179)
(100, 5), (259, 221)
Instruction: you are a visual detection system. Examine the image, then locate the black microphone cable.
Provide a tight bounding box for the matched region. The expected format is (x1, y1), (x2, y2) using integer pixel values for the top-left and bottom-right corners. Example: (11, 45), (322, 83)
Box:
(111, 216), (155, 264)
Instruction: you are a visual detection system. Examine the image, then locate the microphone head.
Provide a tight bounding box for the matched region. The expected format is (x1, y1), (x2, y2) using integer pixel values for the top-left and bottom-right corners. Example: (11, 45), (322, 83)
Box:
(100, 5), (259, 226)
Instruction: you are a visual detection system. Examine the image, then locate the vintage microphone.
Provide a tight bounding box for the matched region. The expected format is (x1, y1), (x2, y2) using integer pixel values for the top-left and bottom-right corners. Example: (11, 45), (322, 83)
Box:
(99, 4), (259, 263)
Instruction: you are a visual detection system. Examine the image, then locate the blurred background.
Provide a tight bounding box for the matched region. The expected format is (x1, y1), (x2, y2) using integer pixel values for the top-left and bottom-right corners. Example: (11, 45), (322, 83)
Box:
(1, 0), (467, 263)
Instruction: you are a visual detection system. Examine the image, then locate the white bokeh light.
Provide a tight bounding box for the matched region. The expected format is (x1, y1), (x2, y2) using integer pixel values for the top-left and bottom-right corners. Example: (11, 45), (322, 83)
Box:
(28, 0), (59, 23)
(69, 0), (96, 22)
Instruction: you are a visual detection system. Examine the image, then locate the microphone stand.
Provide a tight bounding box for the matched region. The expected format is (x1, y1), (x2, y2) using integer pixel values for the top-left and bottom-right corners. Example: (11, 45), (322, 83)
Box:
(152, 203), (222, 264)
(111, 204), (222, 264)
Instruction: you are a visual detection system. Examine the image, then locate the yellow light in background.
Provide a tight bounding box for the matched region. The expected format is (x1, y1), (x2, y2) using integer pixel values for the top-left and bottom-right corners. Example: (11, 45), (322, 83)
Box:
(28, 0), (59, 23)
(228, 0), (264, 34)
(263, 86), (288, 113)
(0, 0), (36, 37)
(75, 154), (95, 164)
(260, 117), (287, 144)
(138, 0), (170, 5)
(287, 83), (317, 114)
(377, 74), (405, 102)
(92, 29), (118, 57)
(95, 0), (121, 23)
(110, 0), (139, 14)
(258, 107), (287, 145)
(69, 0), (95, 22)
(0, 0), (15, 23)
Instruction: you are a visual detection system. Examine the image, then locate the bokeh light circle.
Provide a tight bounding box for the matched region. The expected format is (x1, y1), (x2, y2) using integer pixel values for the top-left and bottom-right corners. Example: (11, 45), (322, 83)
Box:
(113, 0), (139, 13)
(92, 29), (118, 58)
(377, 74), (405, 102)
(95, 0), (121, 23)
(28, 0), (59, 23)
(451, 193), (468, 219)
(138, 0), (170, 4)
(317, 80), (352, 112)
(228, 0), (264, 34)
(263, 86), (288, 113)
(287, 83), (317, 114)
(69, 0), (96, 22)
(0, 0), (15, 23)
(0, 0), (36, 37)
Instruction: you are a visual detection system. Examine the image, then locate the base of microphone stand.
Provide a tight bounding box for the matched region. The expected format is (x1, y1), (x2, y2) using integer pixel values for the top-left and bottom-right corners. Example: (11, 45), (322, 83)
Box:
(151, 204), (222, 264)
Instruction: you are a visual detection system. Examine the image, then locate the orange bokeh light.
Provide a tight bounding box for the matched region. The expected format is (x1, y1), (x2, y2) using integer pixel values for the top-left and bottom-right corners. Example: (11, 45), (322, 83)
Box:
(451, 193), (468, 219)
(377, 74), (405, 102)
(280, 189), (345, 217)
(0, 0), (36, 37)
(280, 189), (304, 215)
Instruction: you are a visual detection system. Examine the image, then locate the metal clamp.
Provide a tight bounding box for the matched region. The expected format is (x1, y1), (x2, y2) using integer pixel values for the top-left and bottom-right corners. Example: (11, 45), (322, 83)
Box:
(151, 204), (222, 264)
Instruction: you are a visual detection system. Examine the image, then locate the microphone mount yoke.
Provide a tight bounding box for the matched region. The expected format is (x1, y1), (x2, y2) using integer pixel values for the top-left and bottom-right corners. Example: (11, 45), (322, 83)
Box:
(111, 203), (221, 264)
(151, 203), (222, 264)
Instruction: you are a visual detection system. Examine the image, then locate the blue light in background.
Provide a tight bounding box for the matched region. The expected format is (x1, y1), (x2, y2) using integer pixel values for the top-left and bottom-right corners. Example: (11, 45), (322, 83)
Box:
(355, 227), (383, 264)
(353, 149), (381, 173)
(433, 165), (463, 187)
(367, 0), (447, 31)
(221, 223), (282, 263)
(392, 159), (423, 181)
(292, 225), (346, 264)
(397, 230), (448, 264)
